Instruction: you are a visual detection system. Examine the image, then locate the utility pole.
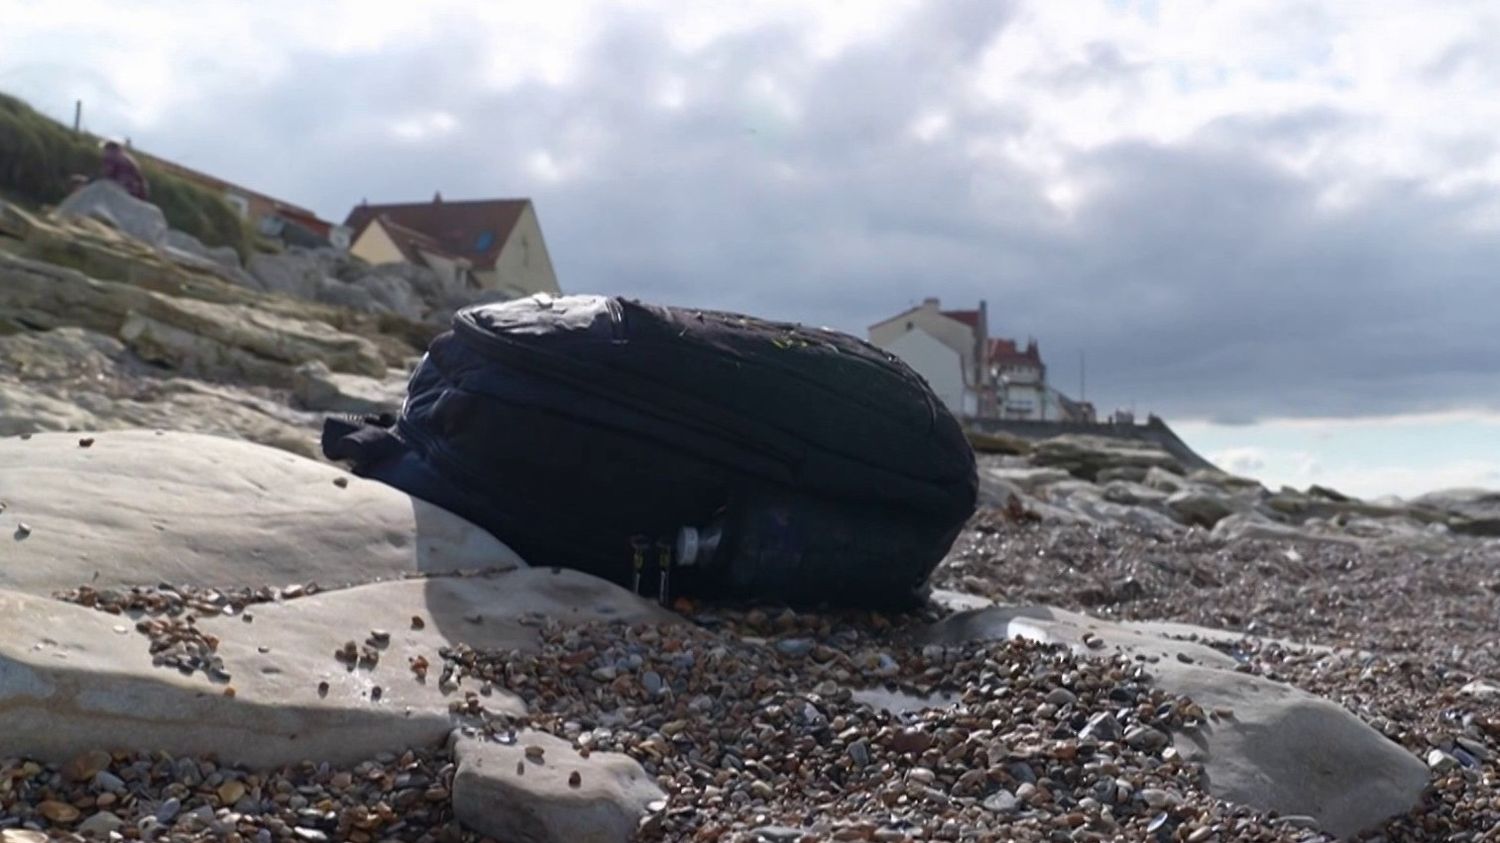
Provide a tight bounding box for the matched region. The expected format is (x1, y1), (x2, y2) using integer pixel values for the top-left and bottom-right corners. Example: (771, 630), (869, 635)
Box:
(73, 100), (81, 133)
(1079, 350), (1085, 402)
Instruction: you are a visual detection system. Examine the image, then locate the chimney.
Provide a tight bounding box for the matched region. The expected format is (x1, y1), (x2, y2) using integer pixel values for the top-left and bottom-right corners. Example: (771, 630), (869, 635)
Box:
(922, 296), (940, 308)
(433, 191), (443, 204)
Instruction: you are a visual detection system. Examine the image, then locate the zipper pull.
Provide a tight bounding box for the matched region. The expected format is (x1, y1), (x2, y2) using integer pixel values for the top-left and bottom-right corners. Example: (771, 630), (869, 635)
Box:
(656, 538), (673, 606)
(629, 536), (648, 596)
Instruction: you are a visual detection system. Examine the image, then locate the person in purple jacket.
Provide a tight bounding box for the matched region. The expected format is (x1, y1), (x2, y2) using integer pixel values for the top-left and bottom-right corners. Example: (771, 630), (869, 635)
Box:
(98, 140), (149, 200)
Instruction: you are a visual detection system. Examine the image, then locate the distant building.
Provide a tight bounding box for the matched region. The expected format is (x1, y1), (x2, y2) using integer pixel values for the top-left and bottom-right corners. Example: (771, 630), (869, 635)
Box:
(343, 195), (560, 298)
(868, 297), (991, 418)
(131, 148), (334, 244)
(869, 297), (1088, 423)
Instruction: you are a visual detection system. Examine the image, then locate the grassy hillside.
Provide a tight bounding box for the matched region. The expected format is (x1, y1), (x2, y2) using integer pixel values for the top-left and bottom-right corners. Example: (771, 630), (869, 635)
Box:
(0, 92), (250, 255)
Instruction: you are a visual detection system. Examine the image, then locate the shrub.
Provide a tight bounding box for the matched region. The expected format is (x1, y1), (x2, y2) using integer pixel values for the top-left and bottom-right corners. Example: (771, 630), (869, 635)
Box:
(0, 91), (250, 255)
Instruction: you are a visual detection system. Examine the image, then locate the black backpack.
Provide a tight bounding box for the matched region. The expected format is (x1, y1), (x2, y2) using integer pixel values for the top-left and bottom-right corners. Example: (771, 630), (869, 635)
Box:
(322, 295), (976, 609)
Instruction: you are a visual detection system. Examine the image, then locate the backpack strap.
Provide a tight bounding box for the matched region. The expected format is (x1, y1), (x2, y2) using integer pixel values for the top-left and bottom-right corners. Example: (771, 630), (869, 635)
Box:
(321, 414), (405, 474)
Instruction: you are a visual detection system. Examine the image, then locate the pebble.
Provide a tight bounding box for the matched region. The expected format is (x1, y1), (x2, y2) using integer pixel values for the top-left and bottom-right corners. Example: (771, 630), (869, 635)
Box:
(982, 790), (1020, 813)
(775, 638), (815, 657)
(155, 797), (182, 823)
(1139, 788), (1179, 809)
(78, 811), (124, 837)
(38, 800), (80, 823)
(1426, 748), (1459, 773)
(641, 670), (665, 696)
(847, 739), (871, 767)
(1045, 687), (1078, 706)
(1124, 725), (1170, 752)
(891, 727), (934, 754)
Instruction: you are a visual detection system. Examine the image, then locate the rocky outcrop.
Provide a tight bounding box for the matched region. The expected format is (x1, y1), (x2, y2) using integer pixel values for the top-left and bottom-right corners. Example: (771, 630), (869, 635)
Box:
(920, 605), (1430, 837)
(291, 361), (406, 416)
(1, 253), (387, 385)
(1030, 434), (1184, 481)
(0, 327), (331, 457)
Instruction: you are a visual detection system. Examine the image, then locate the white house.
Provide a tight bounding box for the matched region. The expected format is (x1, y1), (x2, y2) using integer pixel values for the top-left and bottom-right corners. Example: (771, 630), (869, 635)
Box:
(883, 328), (969, 417)
(869, 297), (1093, 423)
(868, 297), (992, 416)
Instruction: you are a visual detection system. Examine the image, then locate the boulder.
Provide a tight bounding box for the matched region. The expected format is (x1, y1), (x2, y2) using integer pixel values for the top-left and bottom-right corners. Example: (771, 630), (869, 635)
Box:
(1095, 466), (1150, 484)
(1166, 489), (1238, 528)
(981, 465), (1072, 493)
(291, 361), (407, 416)
(1035, 484), (1184, 533)
(965, 430), (1032, 456)
(247, 248), (446, 323)
(1142, 466), (1190, 493)
(162, 229), (240, 269)
(53, 180), (167, 246)
(1209, 513), (1364, 549)
(1031, 434), (1183, 481)
(1265, 492), (1443, 527)
(1189, 469), (1268, 495)
(1413, 488), (1500, 537)
(450, 730), (664, 843)
(0, 570), (672, 768)
(1100, 480), (1170, 507)
(0, 430), (524, 596)
(920, 606), (1429, 838)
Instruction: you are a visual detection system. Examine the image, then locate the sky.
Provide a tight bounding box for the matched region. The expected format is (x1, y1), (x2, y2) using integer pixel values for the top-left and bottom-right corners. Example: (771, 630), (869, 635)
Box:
(2, 0), (1498, 498)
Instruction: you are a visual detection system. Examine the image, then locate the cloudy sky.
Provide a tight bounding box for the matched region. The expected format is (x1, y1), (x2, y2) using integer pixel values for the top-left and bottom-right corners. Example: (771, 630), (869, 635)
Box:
(3, 0), (1498, 497)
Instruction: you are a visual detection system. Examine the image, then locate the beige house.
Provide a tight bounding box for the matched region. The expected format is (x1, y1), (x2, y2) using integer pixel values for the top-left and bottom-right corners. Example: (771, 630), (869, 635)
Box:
(343, 195), (561, 298)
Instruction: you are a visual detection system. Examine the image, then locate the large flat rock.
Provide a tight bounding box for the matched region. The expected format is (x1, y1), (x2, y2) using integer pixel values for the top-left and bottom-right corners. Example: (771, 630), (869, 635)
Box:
(921, 604), (1429, 838)
(0, 430), (523, 595)
(451, 729), (663, 843)
(0, 570), (673, 768)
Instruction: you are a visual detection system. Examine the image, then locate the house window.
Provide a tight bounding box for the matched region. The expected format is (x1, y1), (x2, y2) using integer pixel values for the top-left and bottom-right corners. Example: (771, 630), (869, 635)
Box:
(474, 231), (495, 252)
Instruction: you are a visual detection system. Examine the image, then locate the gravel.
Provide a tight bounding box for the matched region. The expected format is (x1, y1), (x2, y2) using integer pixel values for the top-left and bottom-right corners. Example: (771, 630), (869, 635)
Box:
(5, 507), (1497, 840)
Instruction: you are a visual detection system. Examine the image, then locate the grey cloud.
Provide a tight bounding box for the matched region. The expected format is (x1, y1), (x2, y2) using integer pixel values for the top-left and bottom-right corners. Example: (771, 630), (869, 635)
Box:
(10, 0), (1500, 422)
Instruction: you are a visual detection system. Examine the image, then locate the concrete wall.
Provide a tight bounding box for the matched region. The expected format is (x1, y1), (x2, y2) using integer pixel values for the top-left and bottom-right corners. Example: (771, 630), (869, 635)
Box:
(969, 415), (1221, 473)
(886, 329), (966, 416)
(481, 204), (560, 297)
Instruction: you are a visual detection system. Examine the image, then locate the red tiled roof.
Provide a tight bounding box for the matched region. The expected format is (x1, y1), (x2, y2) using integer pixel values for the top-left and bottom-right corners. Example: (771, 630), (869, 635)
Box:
(989, 338), (1042, 367)
(371, 215), (460, 266)
(941, 309), (981, 329)
(344, 198), (530, 272)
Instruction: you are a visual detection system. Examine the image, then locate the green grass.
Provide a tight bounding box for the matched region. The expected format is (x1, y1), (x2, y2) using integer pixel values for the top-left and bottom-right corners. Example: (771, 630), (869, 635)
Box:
(0, 91), (251, 256)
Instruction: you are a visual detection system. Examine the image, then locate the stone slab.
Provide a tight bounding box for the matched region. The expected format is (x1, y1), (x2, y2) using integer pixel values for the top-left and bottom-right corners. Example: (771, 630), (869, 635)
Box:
(919, 605), (1428, 838)
(0, 430), (523, 596)
(0, 570), (673, 768)
(451, 729), (663, 843)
